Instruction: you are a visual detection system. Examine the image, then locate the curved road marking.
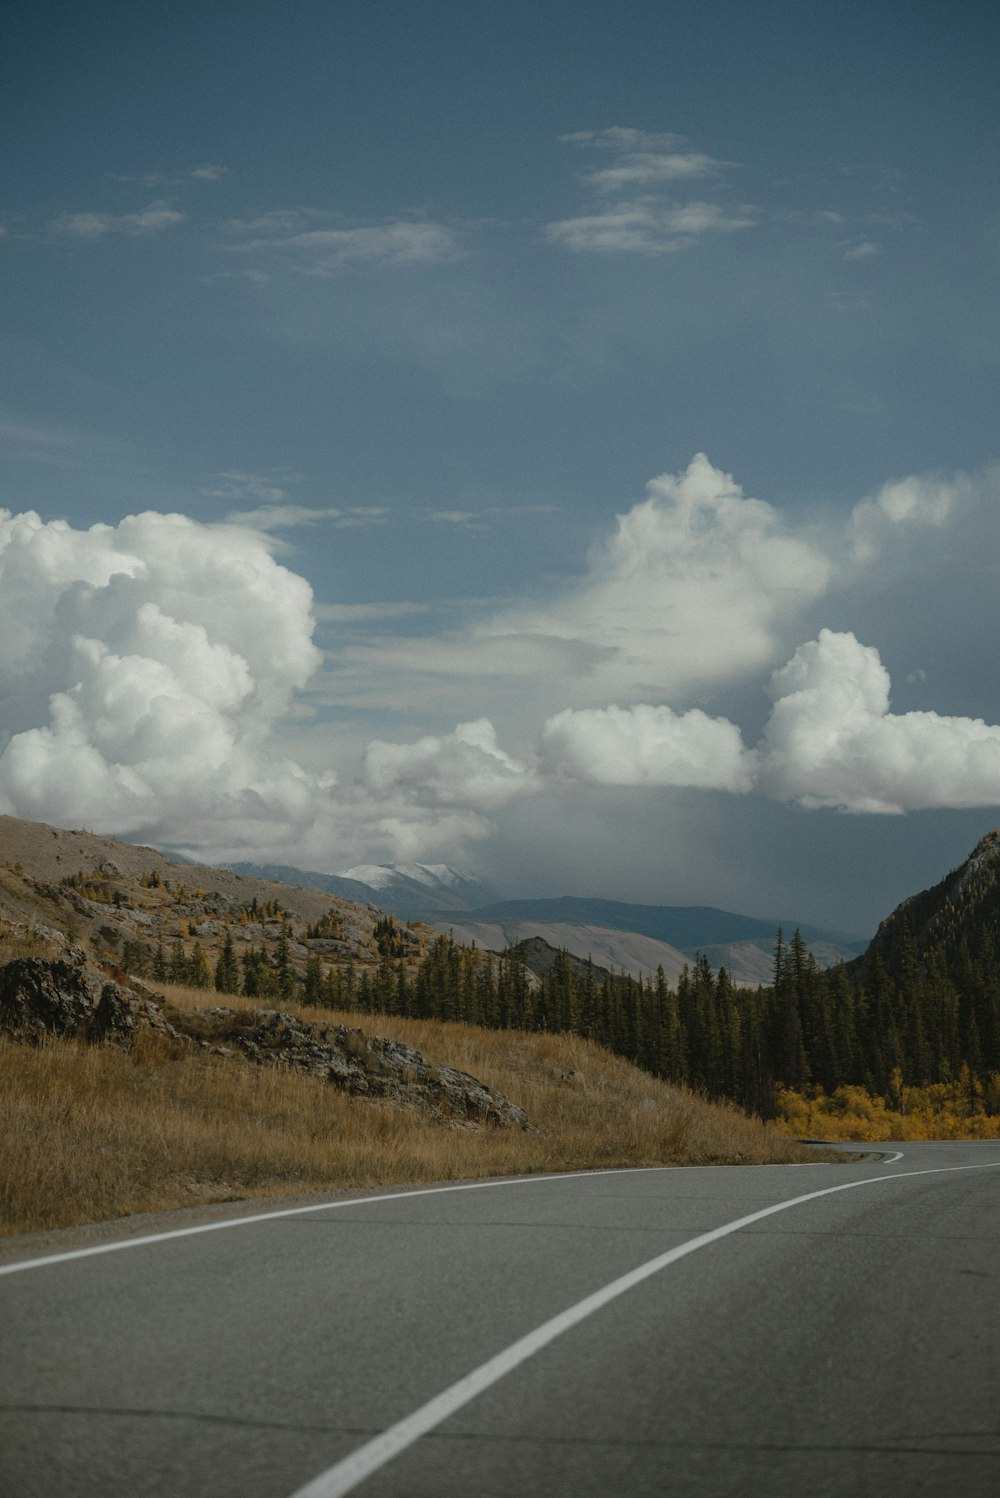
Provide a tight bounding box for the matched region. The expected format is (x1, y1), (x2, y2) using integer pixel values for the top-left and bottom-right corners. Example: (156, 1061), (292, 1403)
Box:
(288, 1158), (1000, 1498)
(0, 1165), (728, 1278)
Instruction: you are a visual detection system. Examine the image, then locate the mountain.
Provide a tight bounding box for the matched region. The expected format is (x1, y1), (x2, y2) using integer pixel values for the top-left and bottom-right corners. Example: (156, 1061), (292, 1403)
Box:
(421, 895), (865, 954)
(224, 862), (867, 984)
(418, 903), (865, 985)
(0, 814), (404, 978)
(225, 861), (500, 914)
(223, 863), (385, 906)
(338, 863), (500, 912)
(857, 827), (1000, 980)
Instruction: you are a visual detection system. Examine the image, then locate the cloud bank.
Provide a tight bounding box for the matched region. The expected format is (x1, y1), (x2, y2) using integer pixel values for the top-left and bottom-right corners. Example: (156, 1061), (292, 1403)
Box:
(543, 704), (754, 791)
(1, 453), (998, 875)
(546, 630), (1000, 816)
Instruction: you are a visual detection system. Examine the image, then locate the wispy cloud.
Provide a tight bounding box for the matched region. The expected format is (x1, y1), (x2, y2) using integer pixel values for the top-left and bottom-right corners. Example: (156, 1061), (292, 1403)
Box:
(315, 600), (433, 624)
(224, 504), (343, 532)
(222, 211), (462, 273)
(843, 239), (881, 261)
(561, 128), (729, 192)
(50, 201), (185, 239)
(546, 198), (756, 255)
(548, 127), (754, 256)
(112, 164), (229, 187)
(423, 510), (490, 531)
(204, 475), (390, 536)
(201, 471), (296, 505)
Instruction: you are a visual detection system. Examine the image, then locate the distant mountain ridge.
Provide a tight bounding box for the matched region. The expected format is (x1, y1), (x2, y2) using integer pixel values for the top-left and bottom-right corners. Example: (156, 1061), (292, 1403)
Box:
(226, 861), (500, 913)
(424, 895), (865, 953)
(225, 861), (867, 983)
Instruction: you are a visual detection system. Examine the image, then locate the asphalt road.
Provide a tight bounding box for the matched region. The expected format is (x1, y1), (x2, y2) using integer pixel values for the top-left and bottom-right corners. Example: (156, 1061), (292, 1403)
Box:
(2, 1141), (999, 1497)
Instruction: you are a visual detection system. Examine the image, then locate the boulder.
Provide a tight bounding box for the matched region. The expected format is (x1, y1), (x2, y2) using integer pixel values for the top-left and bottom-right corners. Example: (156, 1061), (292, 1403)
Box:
(195, 1007), (535, 1130)
(0, 959), (95, 1042)
(0, 958), (177, 1048)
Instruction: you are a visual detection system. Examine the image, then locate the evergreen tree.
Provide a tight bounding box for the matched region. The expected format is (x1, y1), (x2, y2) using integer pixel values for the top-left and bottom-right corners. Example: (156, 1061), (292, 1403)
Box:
(215, 932), (240, 994)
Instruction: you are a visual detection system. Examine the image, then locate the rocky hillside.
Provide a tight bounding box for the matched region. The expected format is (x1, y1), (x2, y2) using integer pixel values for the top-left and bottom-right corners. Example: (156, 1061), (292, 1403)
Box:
(0, 813), (429, 989)
(858, 828), (1000, 978)
(0, 952), (532, 1131)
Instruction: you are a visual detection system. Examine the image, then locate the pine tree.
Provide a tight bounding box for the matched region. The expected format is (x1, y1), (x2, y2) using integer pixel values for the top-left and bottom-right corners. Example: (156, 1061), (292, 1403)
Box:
(215, 932), (240, 994)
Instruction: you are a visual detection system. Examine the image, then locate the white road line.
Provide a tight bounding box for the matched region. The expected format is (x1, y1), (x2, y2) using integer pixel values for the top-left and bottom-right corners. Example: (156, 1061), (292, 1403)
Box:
(0, 1165), (712, 1278)
(881, 1150), (904, 1163)
(287, 1158), (1000, 1498)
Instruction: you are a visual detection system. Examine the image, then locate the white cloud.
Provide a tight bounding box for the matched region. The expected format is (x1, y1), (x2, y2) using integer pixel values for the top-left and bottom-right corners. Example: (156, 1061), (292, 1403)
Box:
(51, 201), (185, 238)
(201, 471), (294, 505)
(560, 128), (728, 191)
(849, 469), (973, 562)
(502, 453), (832, 703)
(224, 214), (461, 273)
(315, 601), (432, 624)
(224, 504), (342, 532)
(3, 453), (993, 877)
(543, 703), (754, 791)
(423, 510), (490, 530)
(0, 510), (325, 848)
(0, 509), (540, 872)
(545, 199), (755, 255)
(539, 628), (1000, 816)
(549, 127), (750, 255)
(757, 630), (1000, 813)
(365, 718), (536, 810)
(113, 164), (229, 187)
(843, 239), (880, 260)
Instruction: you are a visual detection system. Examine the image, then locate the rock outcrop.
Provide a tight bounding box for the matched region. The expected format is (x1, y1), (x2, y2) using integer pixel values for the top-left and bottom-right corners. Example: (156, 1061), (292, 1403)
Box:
(193, 1005), (534, 1129)
(0, 957), (175, 1047)
(0, 958), (533, 1131)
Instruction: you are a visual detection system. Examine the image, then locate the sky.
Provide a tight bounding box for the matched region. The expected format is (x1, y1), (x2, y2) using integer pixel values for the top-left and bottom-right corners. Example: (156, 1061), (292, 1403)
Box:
(1, 0), (999, 935)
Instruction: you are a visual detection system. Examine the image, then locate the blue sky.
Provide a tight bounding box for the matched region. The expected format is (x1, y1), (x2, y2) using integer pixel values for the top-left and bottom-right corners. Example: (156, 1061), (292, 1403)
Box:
(1, 0), (999, 933)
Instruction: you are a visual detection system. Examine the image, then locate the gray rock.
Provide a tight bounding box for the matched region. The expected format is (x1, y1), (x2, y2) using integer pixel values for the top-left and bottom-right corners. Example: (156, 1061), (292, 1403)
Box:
(0, 958), (534, 1131)
(0, 959), (95, 1041)
(191, 1007), (536, 1130)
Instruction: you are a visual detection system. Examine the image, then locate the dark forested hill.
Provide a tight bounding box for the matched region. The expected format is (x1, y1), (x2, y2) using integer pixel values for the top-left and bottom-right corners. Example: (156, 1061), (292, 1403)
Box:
(857, 828), (1000, 980)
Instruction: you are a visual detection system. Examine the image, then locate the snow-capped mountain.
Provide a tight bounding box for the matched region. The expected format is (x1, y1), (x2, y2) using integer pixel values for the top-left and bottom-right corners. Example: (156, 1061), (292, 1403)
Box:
(337, 863), (500, 912)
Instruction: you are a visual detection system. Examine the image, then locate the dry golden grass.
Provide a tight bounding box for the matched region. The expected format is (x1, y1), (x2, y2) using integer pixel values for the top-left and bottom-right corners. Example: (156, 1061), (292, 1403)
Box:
(0, 980), (824, 1238)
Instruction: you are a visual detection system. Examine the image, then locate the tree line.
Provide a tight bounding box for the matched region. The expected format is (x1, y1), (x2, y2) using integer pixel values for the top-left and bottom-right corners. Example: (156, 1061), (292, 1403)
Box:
(124, 911), (1000, 1120)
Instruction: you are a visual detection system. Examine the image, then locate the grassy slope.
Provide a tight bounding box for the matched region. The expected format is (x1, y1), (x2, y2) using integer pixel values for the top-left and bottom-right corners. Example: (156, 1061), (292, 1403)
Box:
(0, 980), (823, 1238)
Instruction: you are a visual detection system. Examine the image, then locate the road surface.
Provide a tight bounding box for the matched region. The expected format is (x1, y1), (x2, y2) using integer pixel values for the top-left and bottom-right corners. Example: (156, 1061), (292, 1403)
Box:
(2, 1140), (999, 1496)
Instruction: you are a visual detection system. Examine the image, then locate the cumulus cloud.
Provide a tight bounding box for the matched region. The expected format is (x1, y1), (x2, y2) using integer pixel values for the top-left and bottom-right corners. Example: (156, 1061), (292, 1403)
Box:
(502, 453), (832, 703)
(543, 704), (754, 791)
(538, 630), (1000, 816)
(849, 469), (974, 562)
(0, 509), (326, 849)
(4, 453), (994, 877)
(757, 630), (1000, 814)
(364, 718), (535, 809)
(0, 508), (541, 870)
